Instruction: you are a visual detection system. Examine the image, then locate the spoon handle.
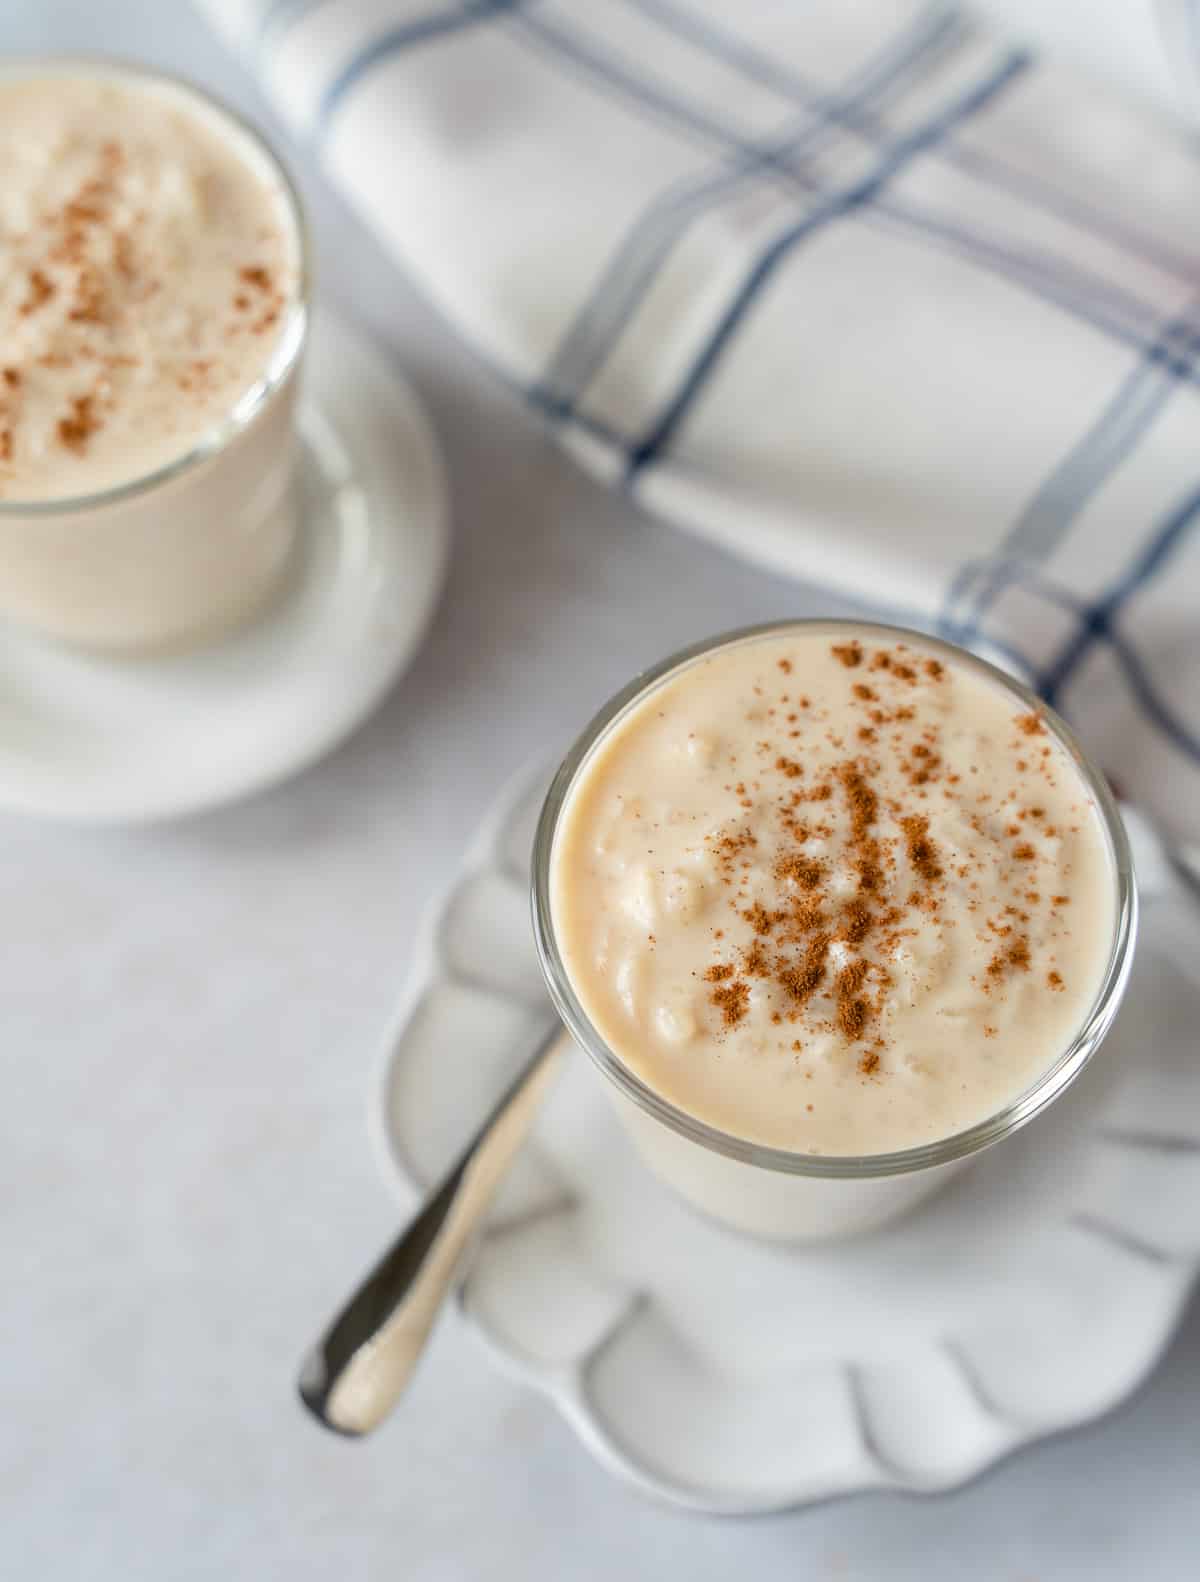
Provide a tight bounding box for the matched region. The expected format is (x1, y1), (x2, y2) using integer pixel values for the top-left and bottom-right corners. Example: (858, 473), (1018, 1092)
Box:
(299, 1022), (567, 1435)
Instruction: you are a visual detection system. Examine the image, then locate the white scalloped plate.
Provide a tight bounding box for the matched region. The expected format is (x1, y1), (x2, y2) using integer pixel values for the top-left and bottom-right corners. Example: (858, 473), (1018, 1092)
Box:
(375, 762), (1200, 1513)
(0, 309), (449, 823)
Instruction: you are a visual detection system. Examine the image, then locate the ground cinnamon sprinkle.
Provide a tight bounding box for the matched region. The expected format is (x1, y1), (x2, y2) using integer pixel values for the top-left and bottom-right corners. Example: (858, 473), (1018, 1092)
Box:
(834, 959), (872, 1040)
(239, 264), (273, 292)
(56, 393), (101, 454)
(838, 761), (878, 836)
(837, 897), (874, 944)
(854, 850), (884, 894)
(838, 998), (869, 1041)
(787, 898), (827, 934)
(68, 263), (107, 324)
(775, 853), (824, 889)
(0, 125), (295, 493)
(743, 940), (772, 977)
(655, 634), (1082, 1086)
(899, 814), (943, 883)
(711, 978), (749, 1027)
(988, 936), (1031, 980)
(777, 934), (829, 1007)
(19, 269), (55, 316)
(714, 829), (756, 860)
(835, 959), (869, 998)
(906, 744), (941, 786)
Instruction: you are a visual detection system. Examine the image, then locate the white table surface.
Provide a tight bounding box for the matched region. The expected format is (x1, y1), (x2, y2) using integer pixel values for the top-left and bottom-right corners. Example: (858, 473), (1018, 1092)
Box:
(3, 5), (1197, 1578)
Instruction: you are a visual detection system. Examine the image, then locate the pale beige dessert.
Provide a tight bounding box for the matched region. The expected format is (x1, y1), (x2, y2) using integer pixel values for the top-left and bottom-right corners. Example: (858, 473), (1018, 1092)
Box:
(550, 628), (1117, 1160)
(0, 64), (305, 648)
(0, 69), (299, 498)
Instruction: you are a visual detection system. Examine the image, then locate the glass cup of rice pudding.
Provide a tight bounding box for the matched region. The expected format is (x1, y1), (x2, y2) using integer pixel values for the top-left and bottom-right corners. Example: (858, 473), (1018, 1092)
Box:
(0, 58), (308, 650)
(533, 621), (1136, 1240)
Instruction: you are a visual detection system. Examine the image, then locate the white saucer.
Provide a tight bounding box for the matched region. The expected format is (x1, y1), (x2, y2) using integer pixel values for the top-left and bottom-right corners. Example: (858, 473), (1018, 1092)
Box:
(376, 764), (1200, 1513)
(0, 310), (449, 824)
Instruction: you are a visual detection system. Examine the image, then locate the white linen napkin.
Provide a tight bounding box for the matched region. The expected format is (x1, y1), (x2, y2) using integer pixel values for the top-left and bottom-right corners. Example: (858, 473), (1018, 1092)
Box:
(202, 0), (1200, 839)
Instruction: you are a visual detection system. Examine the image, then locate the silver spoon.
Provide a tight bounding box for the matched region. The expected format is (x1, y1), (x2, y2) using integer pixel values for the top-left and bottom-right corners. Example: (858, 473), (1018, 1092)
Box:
(299, 1021), (567, 1435)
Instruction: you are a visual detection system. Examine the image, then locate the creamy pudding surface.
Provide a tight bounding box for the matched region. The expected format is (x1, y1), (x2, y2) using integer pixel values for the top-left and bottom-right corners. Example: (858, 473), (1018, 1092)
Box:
(551, 629), (1117, 1156)
(0, 69), (300, 501)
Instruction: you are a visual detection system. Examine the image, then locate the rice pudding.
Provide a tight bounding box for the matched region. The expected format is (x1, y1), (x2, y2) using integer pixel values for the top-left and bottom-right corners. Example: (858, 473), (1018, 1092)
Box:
(541, 624), (1128, 1233)
(0, 63), (305, 648)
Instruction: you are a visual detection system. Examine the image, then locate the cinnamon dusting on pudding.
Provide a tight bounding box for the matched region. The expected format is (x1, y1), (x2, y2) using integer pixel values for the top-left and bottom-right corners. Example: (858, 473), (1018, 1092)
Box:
(56, 393), (100, 454)
(987, 936), (1031, 981)
(777, 935), (830, 1008)
(774, 853), (824, 890)
(710, 977), (749, 1028)
(550, 628), (1113, 1156)
(899, 815), (943, 885)
(0, 73), (299, 495)
(690, 642), (1079, 1066)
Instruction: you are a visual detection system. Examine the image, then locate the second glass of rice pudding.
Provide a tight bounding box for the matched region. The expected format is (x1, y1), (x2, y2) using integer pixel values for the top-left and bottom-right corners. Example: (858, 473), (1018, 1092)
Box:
(0, 58), (308, 651)
(534, 621), (1136, 1240)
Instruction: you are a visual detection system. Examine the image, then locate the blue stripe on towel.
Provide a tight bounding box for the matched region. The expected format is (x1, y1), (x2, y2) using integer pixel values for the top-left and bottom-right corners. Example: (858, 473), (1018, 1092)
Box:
(624, 0), (1200, 284)
(536, 4), (961, 414)
(863, 199), (1197, 374)
(540, 1), (961, 414)
(1102, 624), (1200, 760)
(1010, 564), (1200, 762)
(318, 0), (521, 130)
(997, 560), (1200, 761)
(942, 307), (1200, 648)
(1039, 481), (1200, 707)
(316, 4), (1191, 439)
(285, 2), (1200, 764)
(508, 11), (1193, 453)
(623, 51), (1030, 477)
(255, 0), (326, 52)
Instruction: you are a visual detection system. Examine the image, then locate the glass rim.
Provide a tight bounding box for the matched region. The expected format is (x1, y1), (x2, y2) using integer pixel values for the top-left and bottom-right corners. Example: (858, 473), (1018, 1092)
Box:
(532, 618), (1138, 1180)
(0, 53), (311, 517)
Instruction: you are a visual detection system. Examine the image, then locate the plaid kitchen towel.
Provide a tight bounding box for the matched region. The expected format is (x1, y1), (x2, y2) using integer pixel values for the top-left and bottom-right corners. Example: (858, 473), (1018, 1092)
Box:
(203, 0), (1200, 838)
